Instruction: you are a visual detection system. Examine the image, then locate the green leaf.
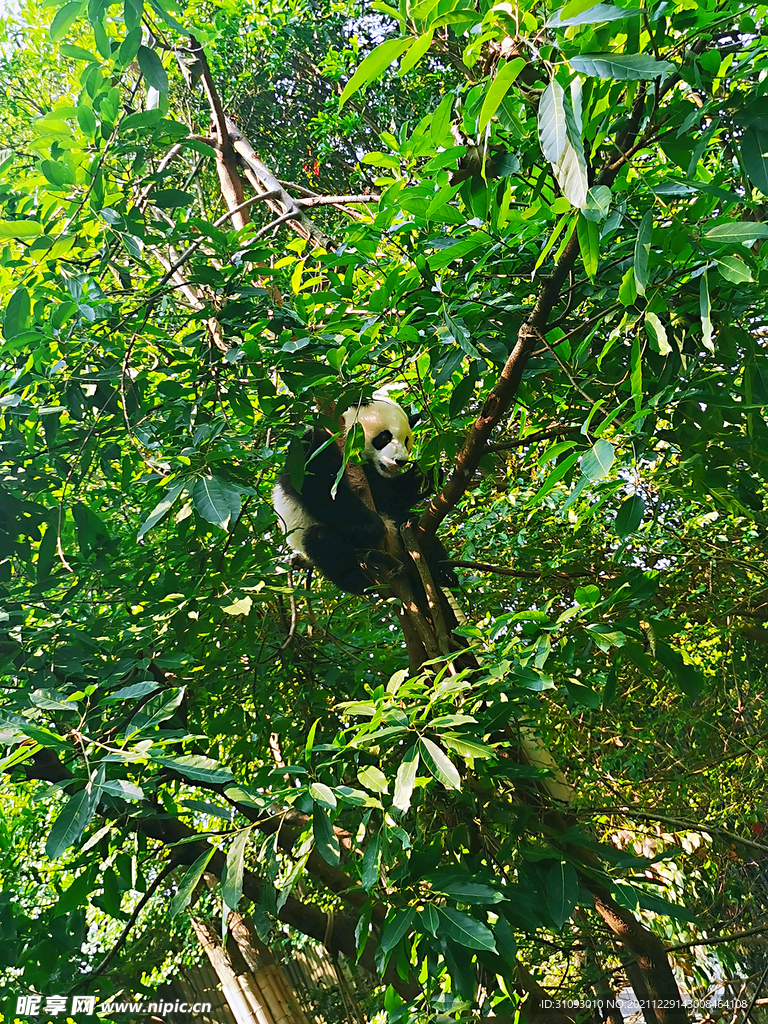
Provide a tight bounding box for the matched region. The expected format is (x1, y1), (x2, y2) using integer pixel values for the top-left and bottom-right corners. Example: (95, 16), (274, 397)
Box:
(529, 451), (579, 504)
(398, 30), (433, 76)
(441, 733), (495, 761)
(361, 833), (380, 890)
(705, 222), (768, 244)
(312, 802), (340, 865)
(615, 494), (645, 538)
(423, 873), (503, 904)
(741, 124), (768, 195)
(103, 681), (160, 702)
(538, 80), (567, 163)
(583, 184), (611, 222)
(426, 180), (463, 219)
(122, 110), (165, 132)
(77, 104), (97, 135)
(644, 310), (670, 355)
(630, 335), (642, 413)
(577, 214), (599, 279)
(478, 58), (526, 134)
(634, 210), (652, 296)
(361, 151), (400, 168)
(419, 737), (461, 790)
(100, 779), (144, 801)
(714, 254), (752, 283)
(380, 908), (415, 953)
(560, 0), (602, 16)
(146, 0), (185, 32)
(137, 45), (169, 93)
(436, 906), (496, 951)
(124, 0), (143, 31)
(169, 848), (214, 919)
(152, 188), (194, 209)
(575, 584), (600, 605)
(392, 745), (419, 812)
(581, 439), (615, 480)
(191, 476), (242, 530)
(428, 233), (486, 270)
(151, 755), (234, 784)
(118, 27), (142, 66)
(430, 93), (454, 145)
(309, 781), (337, 808)
(548, 3), (641, 26)
(420, 904), (439, 934)
(569, 53), (674, 79)
(4, 286), (31, 340)
(92, 19), (111, 58)
(137, 482), (186, 540)
(618, 266), (638, 305)
(613, 881), (697, 922)
(45, 789), (94, 858)
(40, 159), (75, 187)
(0, 220), (44, 239)
(546, 861), (579, 929)
(59, 43), (99, 60)
(222, 828), (251, 910)
(339, 37), (413, 108)
(357, 765), (389, 794)
(700, 272), (714, 354)
(124, 686), (184, 736)
(49, 0), (83, 41)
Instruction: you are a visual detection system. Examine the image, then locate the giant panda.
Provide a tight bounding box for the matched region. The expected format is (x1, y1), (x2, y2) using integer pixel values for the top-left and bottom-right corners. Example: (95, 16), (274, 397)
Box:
(272, 394), (457, 595)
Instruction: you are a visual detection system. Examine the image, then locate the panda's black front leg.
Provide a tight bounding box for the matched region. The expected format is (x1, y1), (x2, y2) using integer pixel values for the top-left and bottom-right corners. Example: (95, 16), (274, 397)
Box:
(428, 536), (459, 588)
(303, 524), (375, 595)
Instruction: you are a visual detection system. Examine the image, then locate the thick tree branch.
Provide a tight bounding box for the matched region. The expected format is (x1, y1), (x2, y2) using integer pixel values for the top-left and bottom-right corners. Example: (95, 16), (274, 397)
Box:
(14, 752), (417, 999)
(188, 36), (250, 231)
(225, 117), (331, 248)
(419, 106), (650, 542)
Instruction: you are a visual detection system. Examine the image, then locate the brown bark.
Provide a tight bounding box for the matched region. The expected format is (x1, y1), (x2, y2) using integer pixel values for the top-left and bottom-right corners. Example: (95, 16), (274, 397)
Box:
(193, 916), (263, 1024)
(226, 913), (310, 1024)
(188, 37), (250, 232)
(407, 84), (689, 1022)
(225, 118), (331, 248)
(18, 749), (417, 1001)
(587, 883), (687, 1024)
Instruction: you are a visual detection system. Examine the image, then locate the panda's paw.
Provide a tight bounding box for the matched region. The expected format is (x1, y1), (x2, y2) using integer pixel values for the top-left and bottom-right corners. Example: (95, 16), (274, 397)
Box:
(290, 552), (313, 571)
(360, 548), (403, 581)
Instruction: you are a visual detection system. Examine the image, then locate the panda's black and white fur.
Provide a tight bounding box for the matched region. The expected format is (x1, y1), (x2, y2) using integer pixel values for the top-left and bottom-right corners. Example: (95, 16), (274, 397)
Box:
(273, 395), (456, 595)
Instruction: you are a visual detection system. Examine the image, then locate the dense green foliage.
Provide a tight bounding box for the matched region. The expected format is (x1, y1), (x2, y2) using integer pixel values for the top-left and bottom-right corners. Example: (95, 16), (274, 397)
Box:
(1, 0), (768, 1018)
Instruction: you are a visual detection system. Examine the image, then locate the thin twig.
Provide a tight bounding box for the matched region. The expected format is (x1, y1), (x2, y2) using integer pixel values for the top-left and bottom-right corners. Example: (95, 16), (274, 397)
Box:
(69, 858), (176, 992)
(297, 193), (380, 207)
(450, 560), (595, 579)
(741, 960), (768, 1024)
(582, 806), (768, 854)
(253, 208), (302, 238)
(666, 923), (768, 953)
(485, 424), (582, 452)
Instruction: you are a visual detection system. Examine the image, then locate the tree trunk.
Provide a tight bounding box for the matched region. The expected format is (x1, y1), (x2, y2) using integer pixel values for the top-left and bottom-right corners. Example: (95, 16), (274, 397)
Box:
(192, 917), (264, 1024)
(226, 911), (311, 1024)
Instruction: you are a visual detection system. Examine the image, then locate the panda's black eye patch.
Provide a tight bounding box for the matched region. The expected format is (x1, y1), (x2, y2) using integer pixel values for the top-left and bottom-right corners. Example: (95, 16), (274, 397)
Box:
(371, 430), (393, 450)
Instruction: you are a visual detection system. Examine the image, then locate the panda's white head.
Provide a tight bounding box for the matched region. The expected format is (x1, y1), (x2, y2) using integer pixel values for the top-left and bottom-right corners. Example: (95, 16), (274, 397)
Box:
(342, 394), (416, 478)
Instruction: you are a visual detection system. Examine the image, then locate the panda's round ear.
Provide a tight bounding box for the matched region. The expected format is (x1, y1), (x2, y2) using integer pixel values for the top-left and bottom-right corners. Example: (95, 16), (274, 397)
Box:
(408, 412), (421, 428)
